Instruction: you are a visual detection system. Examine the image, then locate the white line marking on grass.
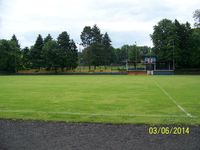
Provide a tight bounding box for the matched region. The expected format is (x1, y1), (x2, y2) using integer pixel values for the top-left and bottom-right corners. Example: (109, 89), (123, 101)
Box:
(154, 80), (193, 118)
(0, 109), (196, 118)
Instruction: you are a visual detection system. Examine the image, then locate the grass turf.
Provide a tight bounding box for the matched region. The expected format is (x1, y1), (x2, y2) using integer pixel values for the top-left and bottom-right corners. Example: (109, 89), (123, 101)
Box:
(0, 75), (200, 124)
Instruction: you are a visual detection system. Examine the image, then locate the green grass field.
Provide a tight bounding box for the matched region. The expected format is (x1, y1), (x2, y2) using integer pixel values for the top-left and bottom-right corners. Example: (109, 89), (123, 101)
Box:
(0, 75), (200, 124)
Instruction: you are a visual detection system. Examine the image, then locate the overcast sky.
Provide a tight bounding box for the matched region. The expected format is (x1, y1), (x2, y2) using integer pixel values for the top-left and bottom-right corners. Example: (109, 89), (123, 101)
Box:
(0, 0), (199, 48)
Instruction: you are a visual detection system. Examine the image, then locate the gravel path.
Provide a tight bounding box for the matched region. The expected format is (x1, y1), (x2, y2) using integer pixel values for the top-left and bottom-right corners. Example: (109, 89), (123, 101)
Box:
(0, 119), (199, 150)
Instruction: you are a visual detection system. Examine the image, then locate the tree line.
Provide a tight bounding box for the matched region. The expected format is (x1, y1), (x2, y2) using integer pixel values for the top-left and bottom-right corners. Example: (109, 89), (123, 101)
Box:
(0, 24), (149, 73)
(0, 10), (200, 72)
(151, 9), (200, 68)
(151, 19), (200, 68)
(0, 32), (78, 72)
(79, 25), (114, 69)
(79, 25), (151, 68)
(79, 10), (200, 69)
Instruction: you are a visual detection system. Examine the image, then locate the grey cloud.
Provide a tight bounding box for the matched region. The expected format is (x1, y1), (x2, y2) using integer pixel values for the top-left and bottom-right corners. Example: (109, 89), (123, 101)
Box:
(0, 0), (199, 48)
(87, 0), (173, 22)
(109, 31), (152, 48)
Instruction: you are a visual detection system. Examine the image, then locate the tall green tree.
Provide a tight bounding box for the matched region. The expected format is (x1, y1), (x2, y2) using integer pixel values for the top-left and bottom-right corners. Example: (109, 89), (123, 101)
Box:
(0, 39), (21, 72)
(42, 40), (59, 71)
(57, 32), (70, 49)
(91, 25), (102, 43)
(190, 28), (200, 67)
(30, 34), (44, 69)
(102, 32), (111, 47)
(82, 46), (94, 69)
(81, 25), (102, 47)
(151, 19), (178, 68)
(174, 20), (192, 67)
(57, 31), (70, 71)
(10, 35), (22, 70)
(69, 40), (78, 69)
(80, 26), (93, 48)
(57, 31), (78, 71)
(81, 25), (113, 68)
(11, 34), (20, 49)
(151, 18), (200, 69)
(42, 34), (53, 68)
(44, 34), (53, 44)
(102, 32), (113, 65)
(21, 47), (31, 69)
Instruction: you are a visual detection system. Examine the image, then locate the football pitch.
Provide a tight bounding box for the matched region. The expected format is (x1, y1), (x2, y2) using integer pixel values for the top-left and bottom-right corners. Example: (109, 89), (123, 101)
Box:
(0, 75), (200, 124)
